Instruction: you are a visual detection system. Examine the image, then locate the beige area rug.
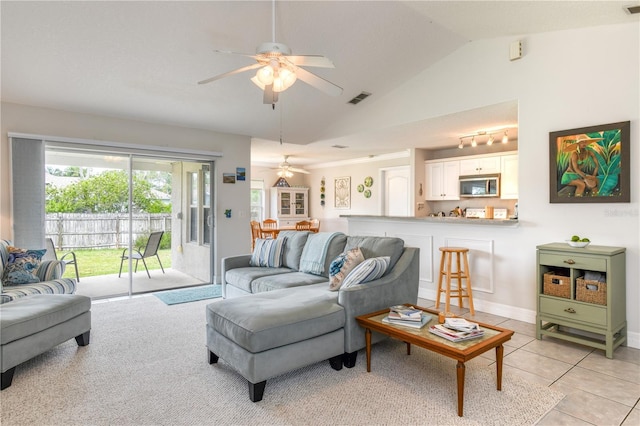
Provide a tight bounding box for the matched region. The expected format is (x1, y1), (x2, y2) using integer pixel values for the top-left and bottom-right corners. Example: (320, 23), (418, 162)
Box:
(0, 296), (563, 426)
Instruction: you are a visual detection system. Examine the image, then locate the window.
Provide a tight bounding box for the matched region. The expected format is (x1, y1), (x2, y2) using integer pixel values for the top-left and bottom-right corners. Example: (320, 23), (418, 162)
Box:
(189, 172), (198, 242)
(188, 166), (212, 245)
(250, 180), (265, 222)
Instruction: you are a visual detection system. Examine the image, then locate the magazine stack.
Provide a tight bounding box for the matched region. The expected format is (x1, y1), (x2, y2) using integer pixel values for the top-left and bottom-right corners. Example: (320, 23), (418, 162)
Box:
(381, 305), (432, 329)
(429, 317), (484, 342)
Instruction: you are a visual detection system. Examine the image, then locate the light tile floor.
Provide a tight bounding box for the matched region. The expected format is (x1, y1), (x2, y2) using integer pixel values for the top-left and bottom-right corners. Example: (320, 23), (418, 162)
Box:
(418, 298), (640, 426)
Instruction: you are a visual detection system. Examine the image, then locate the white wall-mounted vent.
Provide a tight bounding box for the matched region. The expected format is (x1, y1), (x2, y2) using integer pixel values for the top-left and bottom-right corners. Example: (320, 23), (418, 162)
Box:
(509, 40), (522, 61)
(347, 91), (372, 105)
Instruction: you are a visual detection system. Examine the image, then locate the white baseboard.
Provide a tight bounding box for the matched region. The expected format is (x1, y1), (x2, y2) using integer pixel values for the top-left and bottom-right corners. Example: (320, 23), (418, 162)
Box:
(418, 287), (639, 350)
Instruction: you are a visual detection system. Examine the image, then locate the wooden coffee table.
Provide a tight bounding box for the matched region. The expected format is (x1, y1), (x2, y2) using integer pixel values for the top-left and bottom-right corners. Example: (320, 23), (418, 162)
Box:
(356, 305), (514, 417)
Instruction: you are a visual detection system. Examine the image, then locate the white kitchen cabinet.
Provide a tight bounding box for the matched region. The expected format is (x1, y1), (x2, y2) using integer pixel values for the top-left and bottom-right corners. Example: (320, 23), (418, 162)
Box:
(459, 156), (501, 175)
(425, 160), (460, 200)
(270, 187), (309, 227)
(500, 154), (519, 199)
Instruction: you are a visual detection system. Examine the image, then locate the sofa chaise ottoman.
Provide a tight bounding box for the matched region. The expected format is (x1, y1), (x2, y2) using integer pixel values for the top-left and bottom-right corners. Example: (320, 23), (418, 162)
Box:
(206, 283), (345, 402)
(0, 294), (91, 390)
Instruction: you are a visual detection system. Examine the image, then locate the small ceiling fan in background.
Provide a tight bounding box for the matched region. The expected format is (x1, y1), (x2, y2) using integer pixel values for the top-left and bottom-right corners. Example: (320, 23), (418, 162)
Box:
(273, 155), (310, 178)
(198, 0), (342, 105)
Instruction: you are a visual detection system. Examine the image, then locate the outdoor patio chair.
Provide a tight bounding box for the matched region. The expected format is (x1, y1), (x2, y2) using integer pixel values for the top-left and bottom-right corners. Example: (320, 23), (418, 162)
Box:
(118, 231), (165, 279)
(45, 238), (80, 282)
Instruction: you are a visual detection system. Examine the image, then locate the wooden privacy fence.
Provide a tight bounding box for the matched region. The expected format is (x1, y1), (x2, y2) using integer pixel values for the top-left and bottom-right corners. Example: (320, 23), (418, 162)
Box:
(46, 213), (171, 250)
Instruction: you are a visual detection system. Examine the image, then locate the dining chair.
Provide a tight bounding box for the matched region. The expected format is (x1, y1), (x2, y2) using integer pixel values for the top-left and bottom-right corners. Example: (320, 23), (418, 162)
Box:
(295, 220), (312, 231)
(250, 221), (263, 249)
(262, 219), (277, 229)
(44, 238), (80, 282)
(309, 219), (320, 233)
(119, 231), (165, 279)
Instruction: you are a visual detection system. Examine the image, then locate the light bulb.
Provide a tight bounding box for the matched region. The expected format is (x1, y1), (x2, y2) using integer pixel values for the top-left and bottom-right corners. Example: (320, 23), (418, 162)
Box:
(279, 68), (297, 89)
(458, 139), (464, 149)
(502, 131), (509, 144)
(256, 65), (274, 85)
(272, 74), (285, 92)
(487, 135), (494, 145)
(471, 136), (477, 147)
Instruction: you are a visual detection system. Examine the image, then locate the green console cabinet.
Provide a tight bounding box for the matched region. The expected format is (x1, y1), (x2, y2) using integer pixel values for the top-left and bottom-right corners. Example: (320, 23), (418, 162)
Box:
(536, 243), (626, 358)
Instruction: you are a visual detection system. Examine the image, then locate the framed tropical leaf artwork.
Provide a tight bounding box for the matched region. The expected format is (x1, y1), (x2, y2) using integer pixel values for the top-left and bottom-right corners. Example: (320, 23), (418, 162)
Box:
(549, 121), (630, 203)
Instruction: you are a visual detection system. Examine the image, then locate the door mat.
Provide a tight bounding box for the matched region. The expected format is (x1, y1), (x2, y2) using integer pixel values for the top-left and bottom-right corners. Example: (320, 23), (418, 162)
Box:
(154, 284), (222, 305)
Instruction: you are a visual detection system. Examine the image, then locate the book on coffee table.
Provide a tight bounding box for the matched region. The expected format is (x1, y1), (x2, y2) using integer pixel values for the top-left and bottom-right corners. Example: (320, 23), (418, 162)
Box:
(382, 313), (433, 329)
(428, 324), (484, 342)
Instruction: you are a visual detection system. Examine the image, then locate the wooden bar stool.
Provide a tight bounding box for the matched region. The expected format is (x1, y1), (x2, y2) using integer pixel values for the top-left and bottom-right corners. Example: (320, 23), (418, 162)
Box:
(436, 247), (475, 315)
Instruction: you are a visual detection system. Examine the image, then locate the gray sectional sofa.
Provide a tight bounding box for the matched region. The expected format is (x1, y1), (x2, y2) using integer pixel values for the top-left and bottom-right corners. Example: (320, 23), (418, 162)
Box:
(207, 231), (419, 401)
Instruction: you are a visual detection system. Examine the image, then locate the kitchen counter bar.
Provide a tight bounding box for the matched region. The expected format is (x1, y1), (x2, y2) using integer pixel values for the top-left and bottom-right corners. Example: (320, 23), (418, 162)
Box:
(340, 215), (519, 227)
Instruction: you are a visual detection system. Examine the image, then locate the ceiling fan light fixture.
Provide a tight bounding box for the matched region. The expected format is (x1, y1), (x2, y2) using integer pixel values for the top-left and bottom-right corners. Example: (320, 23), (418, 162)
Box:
(487, 134), (494, 145)
(256, 65), (275, 85)
(502, 130), (509, 144)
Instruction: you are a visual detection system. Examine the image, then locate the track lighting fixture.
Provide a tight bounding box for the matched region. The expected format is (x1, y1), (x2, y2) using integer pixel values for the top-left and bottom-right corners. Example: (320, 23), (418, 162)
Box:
(458, 127), (514, 149)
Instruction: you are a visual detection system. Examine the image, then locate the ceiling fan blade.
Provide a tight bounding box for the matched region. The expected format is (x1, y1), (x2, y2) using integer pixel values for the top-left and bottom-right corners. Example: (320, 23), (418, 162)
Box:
(294, 67), (343, 97)
(198, 63), (263, 85)
(263, 84), (278, 104)
(290, 167), (310, 174)
(213, 49), (258, 59)
(285, 55), (334, 68)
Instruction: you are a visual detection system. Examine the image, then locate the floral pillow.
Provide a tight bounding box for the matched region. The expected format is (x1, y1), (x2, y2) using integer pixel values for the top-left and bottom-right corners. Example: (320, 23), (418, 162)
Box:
(2, 246), (46, 285)
(329, 247), (365, 291)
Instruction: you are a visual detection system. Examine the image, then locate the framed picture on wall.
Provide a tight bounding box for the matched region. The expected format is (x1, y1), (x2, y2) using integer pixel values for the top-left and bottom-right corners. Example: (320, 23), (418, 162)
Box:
(334, 176), (351, 209)
(549, 121), (630, 203)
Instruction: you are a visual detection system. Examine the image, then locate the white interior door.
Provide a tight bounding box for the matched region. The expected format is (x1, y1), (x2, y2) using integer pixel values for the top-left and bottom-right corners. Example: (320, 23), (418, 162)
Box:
(383, 166), (410, 216)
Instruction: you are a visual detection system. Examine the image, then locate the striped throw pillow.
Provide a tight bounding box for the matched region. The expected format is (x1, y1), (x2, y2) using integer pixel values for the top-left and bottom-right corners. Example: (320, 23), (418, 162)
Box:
(250, 238), (286, 268)
(341, 256), (390, 288)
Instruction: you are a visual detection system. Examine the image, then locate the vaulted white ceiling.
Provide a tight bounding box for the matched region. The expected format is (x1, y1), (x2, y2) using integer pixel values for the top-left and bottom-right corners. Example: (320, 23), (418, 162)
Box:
(1, 1), (636, 167)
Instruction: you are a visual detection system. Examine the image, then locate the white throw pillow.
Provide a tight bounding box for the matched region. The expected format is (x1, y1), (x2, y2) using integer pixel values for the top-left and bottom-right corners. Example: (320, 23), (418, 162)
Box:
(341, 256), (390, 288)
(250, 238), (286, 267)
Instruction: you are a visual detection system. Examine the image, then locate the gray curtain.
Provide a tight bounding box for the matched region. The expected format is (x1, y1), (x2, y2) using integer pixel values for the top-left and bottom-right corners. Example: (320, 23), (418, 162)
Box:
(10, 137), (45, 249)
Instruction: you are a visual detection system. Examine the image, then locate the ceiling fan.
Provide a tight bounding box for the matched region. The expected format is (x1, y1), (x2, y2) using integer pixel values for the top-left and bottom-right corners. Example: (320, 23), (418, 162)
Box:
(198, 0), (342, 105)
(274, 155), (310, 178)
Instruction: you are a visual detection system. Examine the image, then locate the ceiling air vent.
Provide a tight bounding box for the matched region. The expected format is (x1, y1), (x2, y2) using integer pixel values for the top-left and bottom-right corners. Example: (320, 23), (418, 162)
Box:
(626, 5), (640, 14)
(347, 91), (372, 105)
(332, 144), (348, 149)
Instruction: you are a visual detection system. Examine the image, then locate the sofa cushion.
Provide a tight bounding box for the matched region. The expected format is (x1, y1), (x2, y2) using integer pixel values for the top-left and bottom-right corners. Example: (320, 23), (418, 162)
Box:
(0, 294), (90, 345)
(277, 231), (311, 271)
(225, 267), (293, 294)
(251, 271), (328, 293)
(2, 246), (46, 285)
(341, 256), (390, 288)
(299, 232), (347, 277)
(206, 283), (344, 353)
(329, 247), (365, 291)
(249, 238), (286, 267)
(344, 236), (404, 272)
(0, 278), (77, 303)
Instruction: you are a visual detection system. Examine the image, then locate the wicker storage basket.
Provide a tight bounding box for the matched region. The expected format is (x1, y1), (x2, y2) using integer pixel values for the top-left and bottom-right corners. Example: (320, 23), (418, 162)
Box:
(543, 272), (571, 298)
(576, 277), (607, 305)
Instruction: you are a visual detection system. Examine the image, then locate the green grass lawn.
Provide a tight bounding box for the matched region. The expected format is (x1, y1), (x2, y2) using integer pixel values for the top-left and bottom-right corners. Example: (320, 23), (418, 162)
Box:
(58, 248), (171, 279)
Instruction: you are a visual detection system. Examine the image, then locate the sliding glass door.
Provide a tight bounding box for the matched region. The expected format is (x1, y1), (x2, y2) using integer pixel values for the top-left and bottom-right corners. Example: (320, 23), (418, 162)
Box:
(44, 146), (214, 299)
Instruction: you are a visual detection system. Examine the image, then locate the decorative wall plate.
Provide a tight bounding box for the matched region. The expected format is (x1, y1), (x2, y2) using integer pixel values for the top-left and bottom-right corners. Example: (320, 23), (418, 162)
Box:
(364, 176), (373, 187)
(357, 184), (364, 193)
(364, 189), (372, 198)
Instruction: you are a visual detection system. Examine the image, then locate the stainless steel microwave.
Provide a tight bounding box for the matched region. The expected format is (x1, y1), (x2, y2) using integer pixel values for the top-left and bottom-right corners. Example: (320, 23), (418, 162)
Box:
(459, 174), (500, 197)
